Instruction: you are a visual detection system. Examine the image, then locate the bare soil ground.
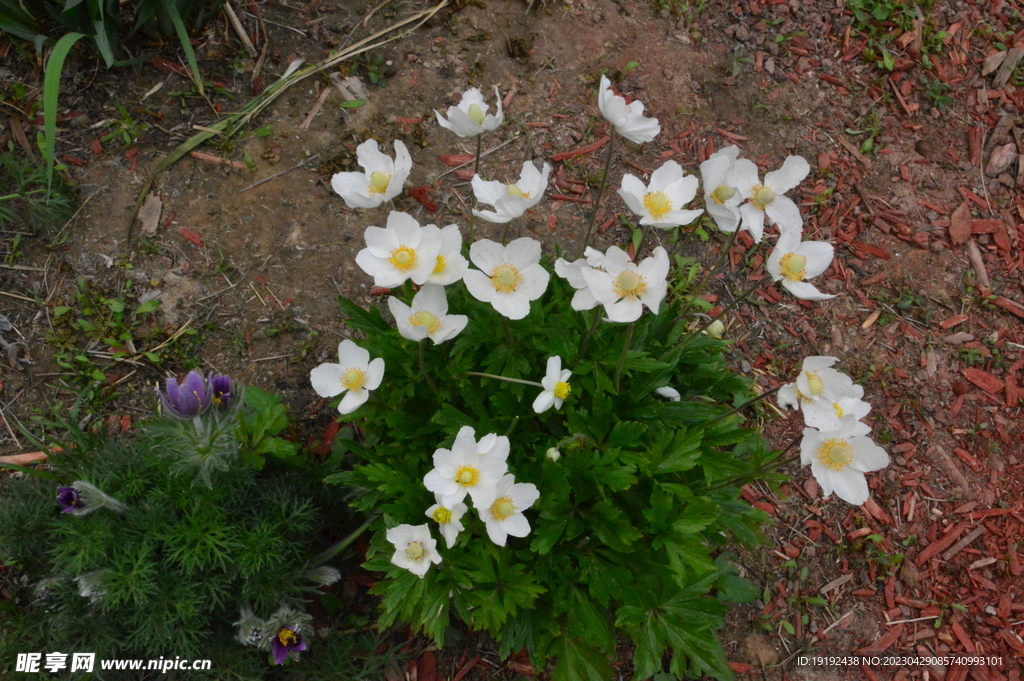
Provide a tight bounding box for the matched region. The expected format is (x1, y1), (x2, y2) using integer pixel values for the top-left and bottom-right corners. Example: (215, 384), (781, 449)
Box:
(2, 0), (1024, 679)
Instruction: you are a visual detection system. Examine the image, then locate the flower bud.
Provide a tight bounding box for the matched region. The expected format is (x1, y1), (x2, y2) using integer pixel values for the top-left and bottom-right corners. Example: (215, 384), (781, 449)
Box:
(545, 447), (561, 462)
(703, 320), (725, 339)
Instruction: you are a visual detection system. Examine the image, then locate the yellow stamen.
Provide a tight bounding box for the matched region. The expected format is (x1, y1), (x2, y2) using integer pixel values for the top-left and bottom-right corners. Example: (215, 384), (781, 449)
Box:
(779, 252), (807, 282)
(468, 103), (485, 124)
(368, 171), (391, 195)
(554, 382), (571, 400)
(410, 310), (442, 334)
(833, 402), (845, 418)
(341, 368), (366, 391)
(389, 246), (417, 271)
(506, 184), (530, 199)
(643, 191), (672, 220)
(433, 254), (447, 275)
(455, 466), (479, 487)
(817, 439), (855, 472)
(752, 184), (776, 210)
(405, 541), (425, 561)
(432, 507), (452, 524)
(710, 184), (735, 204)
(277, 629), (299, 646)
(491, 496), (516, 521)
(613, 269), (647, 300)
(490, 264), (522, 293)
(805, 371), (824, 397)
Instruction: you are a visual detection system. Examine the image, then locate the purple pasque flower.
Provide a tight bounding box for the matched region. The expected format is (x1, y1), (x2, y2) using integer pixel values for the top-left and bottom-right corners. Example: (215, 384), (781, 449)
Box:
(159, 371), (212, 418)
(270, 626), (307, 665)
(57, 486), (82, 513)
(210, 374), (235, 410)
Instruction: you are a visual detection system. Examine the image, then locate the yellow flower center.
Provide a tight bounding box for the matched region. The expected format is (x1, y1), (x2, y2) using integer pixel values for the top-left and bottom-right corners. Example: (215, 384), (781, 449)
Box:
(817, 439), (855, 472)
(506, 184), (530, 199)
(613, 269), (647, 299)
(405, 541), (425, 561)
(341, 368), (366, 391)
(432, 507), (452, 524)
(833, 402), (845, 418)
(554, 382), (571, 400)
(710, 184), (735, 204)
(455, 466), (479, 487)
(752, 184), (776, 210)
(779, 252), (807, 282)
(277, 628), (299, 646)
(368, 171), (392, 195)
(410, 310), (442, 334)
(643, 191), (672, 220)
(468, 103), (485, 124)
(490, 264), (522, 293)
(491, 496), (517, 521)
(805, 372), (824, 397)
(389, 246), (417, 271)
(433, 254), (447, 275)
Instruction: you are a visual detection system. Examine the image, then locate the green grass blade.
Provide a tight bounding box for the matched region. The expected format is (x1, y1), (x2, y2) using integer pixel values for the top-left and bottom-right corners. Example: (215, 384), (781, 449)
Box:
(0, 461), (59, 479)
(43, 31), (87, 196)
(164, 1), (204, 96)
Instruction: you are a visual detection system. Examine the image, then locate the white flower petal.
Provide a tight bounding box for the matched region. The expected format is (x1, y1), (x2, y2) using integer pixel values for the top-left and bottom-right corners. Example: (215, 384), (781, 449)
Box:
(765, 155), (810, 193)
(310, 364), (344, 397)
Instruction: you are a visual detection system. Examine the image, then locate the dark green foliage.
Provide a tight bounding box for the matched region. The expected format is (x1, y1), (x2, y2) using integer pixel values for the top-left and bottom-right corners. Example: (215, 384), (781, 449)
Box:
(329, 273), (781, 680)
(0, 388), (368, 679)
(0, 146), (76, 232)
(0, 0), (224, 65)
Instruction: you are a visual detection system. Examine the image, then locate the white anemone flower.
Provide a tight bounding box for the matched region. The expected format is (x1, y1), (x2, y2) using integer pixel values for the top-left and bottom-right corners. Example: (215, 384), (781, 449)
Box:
(435, 86), (504, 137)
(731, 155), (809, 241)
(533, 356), (572, 413)
(617, 161), (703, 228)
(477, 474), (540, 547)
(581, 245), (669, 322)
(330, 139), (412, 209)
(554, 247), (607, 311)
(309, 339), (385, 415)
(355, 212), (443, 288)
(801, 395), (872, 432)
(386, 524), (442, 578)
(766, 229), (836, 300)
(429, 224), (469, 285)
(800, 417), (889, 506)
(463, 237), (550, 320)
(655, 386), (681, 401)
(424, 494), (468, 549)
(699, 146), (743, 233)
(388, 284), (468, 344)
(778, 356), (864, 419)
(472, 161), (551, 224)
(423, 426), (510, 507)
(597, 75), (660, 144)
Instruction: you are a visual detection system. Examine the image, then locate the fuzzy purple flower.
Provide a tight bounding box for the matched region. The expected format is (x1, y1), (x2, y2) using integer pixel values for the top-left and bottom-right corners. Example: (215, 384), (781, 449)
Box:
(271, 626), (307, 665)
(210, 374), (235, 410)
(159, 371), (212, 418)
(57, 486), (82, 513)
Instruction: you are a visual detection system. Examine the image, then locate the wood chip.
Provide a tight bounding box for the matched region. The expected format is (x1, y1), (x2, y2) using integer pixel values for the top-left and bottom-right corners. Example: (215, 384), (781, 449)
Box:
(837, 135), (873, 168)
(861, 309), (881, 329)
(949, 201), (972, 246)
(0, 451), (49, 466)
(914, 522), (968, 565)
(138, 193), (163, 235)
(966, 239), (991, 288)
(819, 572), (854, 594)
(992, 47), (1024, 89)
(942, 525), (986, 561)
(963, 367), (1004, 394)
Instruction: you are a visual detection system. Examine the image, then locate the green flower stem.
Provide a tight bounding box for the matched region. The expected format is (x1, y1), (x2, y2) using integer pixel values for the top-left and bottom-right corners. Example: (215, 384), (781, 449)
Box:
(577, 308), (603, 359)
(612, 321), (634, 392)
(503, 416), (519, 438)
(677, 274), (768, 347)
(580, 131), (616, 256)
(464, 371), (543, 388)
(674, 226), (739, 325)
(419, 340), (443, 400)
(468, 134), (483, 242)
(310, 514), (378, 565)
(708, 385), (783, 425)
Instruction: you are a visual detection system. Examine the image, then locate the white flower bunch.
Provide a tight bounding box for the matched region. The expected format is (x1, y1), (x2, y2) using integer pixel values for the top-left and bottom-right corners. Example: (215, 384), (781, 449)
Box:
(779, 356), (888, 505)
